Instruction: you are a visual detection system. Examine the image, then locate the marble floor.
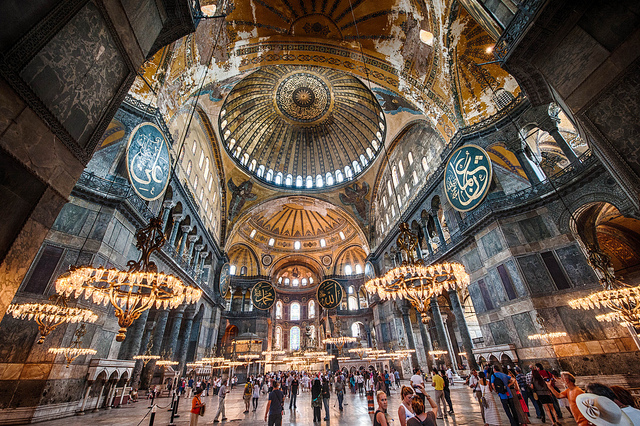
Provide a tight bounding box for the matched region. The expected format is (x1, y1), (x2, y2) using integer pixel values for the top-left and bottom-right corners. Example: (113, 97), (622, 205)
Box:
(36, 381), (579, 426)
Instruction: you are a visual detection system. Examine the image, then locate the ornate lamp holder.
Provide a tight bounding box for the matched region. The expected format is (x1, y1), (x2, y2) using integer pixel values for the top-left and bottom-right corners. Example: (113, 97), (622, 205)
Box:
(365, 223), (469, 323)
(54, 217), (202, 342)
(48, 324), (97, 367)
(7, 295), (97, 344)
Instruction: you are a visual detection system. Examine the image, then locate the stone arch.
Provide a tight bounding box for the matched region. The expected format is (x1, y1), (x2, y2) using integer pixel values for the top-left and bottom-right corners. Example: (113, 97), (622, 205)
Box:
(227, 243), (261, 276)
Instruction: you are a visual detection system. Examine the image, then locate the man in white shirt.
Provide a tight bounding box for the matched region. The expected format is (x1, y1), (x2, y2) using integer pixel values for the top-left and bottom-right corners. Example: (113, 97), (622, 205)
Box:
(213, 378), (229, 423)
(410, 368), (425, 405)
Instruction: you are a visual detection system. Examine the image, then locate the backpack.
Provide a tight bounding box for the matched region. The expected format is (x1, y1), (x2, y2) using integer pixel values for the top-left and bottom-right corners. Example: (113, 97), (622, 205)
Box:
(493, 375), (507, 395)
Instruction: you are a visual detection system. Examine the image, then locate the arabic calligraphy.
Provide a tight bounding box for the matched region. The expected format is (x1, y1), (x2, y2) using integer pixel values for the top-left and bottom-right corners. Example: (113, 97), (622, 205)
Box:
(251, 281), (276, 310)
(126, 123), (170, 201)
(219, 263), (231, 296)
(317, 279), (344, 310)
(444, 144), (493, 212)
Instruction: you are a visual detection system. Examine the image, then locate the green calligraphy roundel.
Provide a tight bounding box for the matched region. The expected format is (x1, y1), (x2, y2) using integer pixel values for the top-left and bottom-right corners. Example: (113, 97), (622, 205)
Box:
(317, 279), (344, 310)
(444, 144), (493, 212)
(251, 281), (276, 310)
(126, 122), (171, 201)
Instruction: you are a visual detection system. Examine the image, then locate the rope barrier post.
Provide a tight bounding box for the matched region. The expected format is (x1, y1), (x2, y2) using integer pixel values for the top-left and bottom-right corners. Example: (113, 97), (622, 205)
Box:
(148, 405), (156, 426)
(174, 394), (181, 418)
(169, 394), (179, 425)
(148, 390), (155, 409)
(167, 392), (175, 412)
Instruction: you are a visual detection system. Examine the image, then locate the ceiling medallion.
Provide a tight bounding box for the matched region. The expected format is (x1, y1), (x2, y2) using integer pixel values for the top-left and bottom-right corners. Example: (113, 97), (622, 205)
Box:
(276, 72), (331, 123)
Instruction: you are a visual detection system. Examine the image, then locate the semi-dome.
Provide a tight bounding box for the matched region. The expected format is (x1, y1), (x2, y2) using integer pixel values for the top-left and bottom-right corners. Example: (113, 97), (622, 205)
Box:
(219, 65), (386, 189)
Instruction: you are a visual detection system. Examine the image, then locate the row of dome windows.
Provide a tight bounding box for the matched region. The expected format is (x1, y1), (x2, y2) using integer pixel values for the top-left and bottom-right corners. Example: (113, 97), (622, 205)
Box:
(248, 229), (346, 248)
(275, 300), (315, 320)
(277, 276), (314, 286)
(181, 141), (219, 235)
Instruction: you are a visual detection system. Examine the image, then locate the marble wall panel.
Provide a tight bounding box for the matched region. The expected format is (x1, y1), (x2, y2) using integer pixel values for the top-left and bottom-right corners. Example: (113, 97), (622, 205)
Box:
(486, 268), (508, 305)
(51, 204), (90, 236)
(20, 1), (128, 147)
(38, 378), (85, 406)
(517, 254), (555, 295)
(556, 305), (607, 342)
(502, 223), (522, 248)
(464, 248), (483, 273)
(2, 379), (46, 408)
(489, 320), (510, 345)
(504, 259), (528, 297)
(555, 244), (597, 287)
(468, 282), (487, 314)
(481, 229), (504, 259)
(518, 216), (552, 243)
(0, 315), (40, 364)
(512, 312), (538, 348)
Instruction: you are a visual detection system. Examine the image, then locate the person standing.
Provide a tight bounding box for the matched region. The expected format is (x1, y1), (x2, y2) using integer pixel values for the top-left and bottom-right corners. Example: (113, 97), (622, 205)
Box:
(212, 378), (229, 423)
(441, 370), (454, 414)
(312, 378), (323, 422)
(431, 368), (446, 419)
(410, 368), (426, 406)
(374, 390), (390, 426)
(190, 387), (204, 426)
(243, 380), (252, 413)
(289, 375), (299, 409)
(264, 380), (285, 426)
(535, 364), (563, 419)
(407, 394), (438, 426)
(252, 379), (260, 411)
(515, 367), (532, 415)
(469, 370), (485, 423)
(394, 370), (401, 390)
(526, 365), (543, 419)
(478, 371), (502, 426)
(530, 370), (558, 425)
(398, 386), (416, 426)
(335, 376), (345, 411)
(446, 368), (454, 386)
(546, 373), (588, 426)
(322, 377), (331, 421)
(491, 365), (519, 426)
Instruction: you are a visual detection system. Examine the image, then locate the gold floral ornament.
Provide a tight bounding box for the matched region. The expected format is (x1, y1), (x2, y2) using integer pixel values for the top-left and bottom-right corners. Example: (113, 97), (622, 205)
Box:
(7, 295), (98, 344)
(54, 217), (202, 342)
(365, 223), (469, 323)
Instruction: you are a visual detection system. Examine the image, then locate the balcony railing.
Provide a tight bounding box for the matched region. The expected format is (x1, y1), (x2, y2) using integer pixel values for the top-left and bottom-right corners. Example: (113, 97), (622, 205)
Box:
(494, 0), (547, 61)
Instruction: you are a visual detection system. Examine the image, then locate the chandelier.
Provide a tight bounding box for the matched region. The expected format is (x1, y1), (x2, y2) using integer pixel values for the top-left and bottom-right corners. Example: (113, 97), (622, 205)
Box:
(156, 360), (179, 367)
(7, 295), (98, 344)
(528, 332), (567, 340)
(568, 246), (640, 348)
(133, 354), (160, 366)
(429, 350), (448, 356)
(54, 217), (202, 342)
(364, 223), (469, 323)
(47, 324), (97, 367)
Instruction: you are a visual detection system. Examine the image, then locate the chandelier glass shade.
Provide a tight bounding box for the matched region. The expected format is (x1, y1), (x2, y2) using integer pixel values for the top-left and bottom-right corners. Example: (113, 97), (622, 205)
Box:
(364, 223), (469, 323)
(7, 295), (98, 344)
(54, 217), (202, 342)
(156, 360), (179, 367)
(569, 284), (640, 328)
(322, 336), (357, 346)
(133, 354), (160, 366)
(527, 332), (567, 340)
(48, 347), (97, 367)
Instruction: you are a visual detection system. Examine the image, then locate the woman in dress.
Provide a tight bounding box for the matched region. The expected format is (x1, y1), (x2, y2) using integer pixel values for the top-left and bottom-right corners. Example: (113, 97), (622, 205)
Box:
(312, 378), (323, 422)
(478, 371), (502, 426)
(398, 385), (416, 426)
(508, 370), (530, 425)
(531, 370), (559, 425)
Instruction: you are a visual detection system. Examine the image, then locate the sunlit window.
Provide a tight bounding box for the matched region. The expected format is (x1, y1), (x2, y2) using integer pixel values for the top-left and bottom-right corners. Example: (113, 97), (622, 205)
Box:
(316, 174), (323, 187)
(308, 300), (315, 318)
(353, 160), (361, 173)
(366, 148), (374, 159)
(413, 170), (419, 185)
(275, 172), (283, 185)
(392, 166), (399, 187)
(229, 265), (236, 275)
(345, 264), (352, 275)
(336, 170), (344, 183)
(199, 150), (204, 168)
(193, 175), (198, 191)
(352, 322), (361, 337)
(302, 278), (307, 286)
(250, 229), (256, 238)
(285, 278), (290, 285)
(348, 296), (358, 310)
(355, 264), (362, 274)
(306, 176), (313, 188)
(320, 239), (326, 247)
(399, 160), (405, 177)
(290, 303), (300, 320)
(345, 166), (353, 179)
(250, 159), (257, 171)
(292, 279), (299, 286)
(290, 326), (300, 350)
(326, 172), (334, 186)
(294, 241), (301, 250)
(286, 174), (293, 186)
(257, 165), (265, 178)
(339, 231), (345, 240)
(269, 238), (275, 246)
(266, 169), (273, 181)
(192, 140), (197, 154)
(204, 158), (210, 177)
(275, 326), (282, 349)
(422, 157), (429, 172)
(275, 302), (283, 319)
(408, 152), (414, 165)
(186, 161), (192, 177)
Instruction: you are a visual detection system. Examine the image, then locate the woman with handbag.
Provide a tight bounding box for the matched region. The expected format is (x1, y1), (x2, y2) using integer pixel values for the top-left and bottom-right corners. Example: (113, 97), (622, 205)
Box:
(478, 372), (502, 425)
(508, 370), (531, 425)
(190, 387), (205, 426)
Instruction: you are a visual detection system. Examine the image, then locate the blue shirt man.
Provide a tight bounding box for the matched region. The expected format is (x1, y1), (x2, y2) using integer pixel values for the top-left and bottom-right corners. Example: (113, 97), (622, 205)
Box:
(491, 370), (513, 399)
(491, 366), (518, 426)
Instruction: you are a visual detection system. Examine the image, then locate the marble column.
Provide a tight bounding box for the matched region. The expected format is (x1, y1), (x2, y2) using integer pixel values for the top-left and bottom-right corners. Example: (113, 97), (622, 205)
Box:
(178, 311), (195, 371)
(186, 235), (198, 263)
(193, 244), (204, 268)
(400, 303), (419, 370)
(549, 128), (579, 163)
(131, 318), (155, 389)
(141, 310), (170, 389)
(448, 289), (478, 370)
(430, 297), (450, 367)
(177, 226), (192, 257)
(241, 289), (247, 312)
(420, 218), (434, 256)
(166, 307), (185, 360)
(198, 253), (207, 273)
(161, 201), (175, 233)
(168, 214), (183, 246)
(118, 309), (150, 360)
(431, 211), (447, 249)
(418, 317), (434, 372)
(442, 316), (459, 373)
(514, 148), (542, 185)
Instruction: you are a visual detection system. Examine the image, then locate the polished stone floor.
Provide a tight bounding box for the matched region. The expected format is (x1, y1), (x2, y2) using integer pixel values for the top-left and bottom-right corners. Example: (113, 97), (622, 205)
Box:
(37, 381), (579, 425)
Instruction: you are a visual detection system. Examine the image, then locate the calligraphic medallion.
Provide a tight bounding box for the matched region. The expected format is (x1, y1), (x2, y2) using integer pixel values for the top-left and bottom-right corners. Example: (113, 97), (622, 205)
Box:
(443, 144), (493, 212)
(251, 281), (276, 310)
(219, 263), (231, 296)
(126, 122), (171, 201)
(316, 279), (343, 310)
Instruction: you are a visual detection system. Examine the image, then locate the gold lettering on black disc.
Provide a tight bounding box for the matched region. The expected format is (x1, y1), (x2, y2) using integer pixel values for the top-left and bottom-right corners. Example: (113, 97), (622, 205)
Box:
(316, 279), (344, 310)
(251, 281), (276, 310)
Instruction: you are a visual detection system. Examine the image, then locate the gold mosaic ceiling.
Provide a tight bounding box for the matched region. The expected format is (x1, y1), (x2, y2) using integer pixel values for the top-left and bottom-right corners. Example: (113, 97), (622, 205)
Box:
(219, 65), (385, 188)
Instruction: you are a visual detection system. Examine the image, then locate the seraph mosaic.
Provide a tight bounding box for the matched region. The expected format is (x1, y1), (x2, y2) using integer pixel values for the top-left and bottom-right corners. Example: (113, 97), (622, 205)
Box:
(126, 123), (171, 201)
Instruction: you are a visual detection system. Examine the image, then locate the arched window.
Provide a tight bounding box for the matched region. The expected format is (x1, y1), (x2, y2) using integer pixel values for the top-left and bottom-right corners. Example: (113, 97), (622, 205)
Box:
(348, 295), (358, 310)
(290, 302), (300, 320)
(360, 154), (368, 167)
(413, 170), (419, 185)
(249, 159), (257, 171)
(344, 264), (352, 275)
(301, 278), (307, 286)
(336, 170), (344, 183)
(234, 146), (241, 158)
(275, 301), (283, 319)
(387, 180), (393, 196)
(228, 137), (235, 149)
(366, 147), (374, 159)
(348, 285), (354, 294)
(204, 158), (210, 177)
(292, 279), (299, 286)
(290, 326), (300, 351)
(372, 139), (379, 150)
(392, 166), (399, 187)
(352, 322), (362, 338)
(241, 153), (249, 165)
(284, 278), (290, 285)
(199, 188), (204, 201)
(186, 161), (192, 177)
(383, 196), (387, 208)
(285, 174), (293, 186)
(199, 150), (205, 168)
(229, 265), (236, 275)
(345, 166), (353, 179)
(296, 175), (303, 187)
(257, 165), (265, 178)
(275, 326), (282, 350)
(352, 160), (361, 173)
(193, 175), (198, 191)
(326, 172), (334, 186)
(399, 160), (405, 177)
(359, 288), (369, 308)
(306, 176), (313, 188)
(316, 174), (323, 187)
(422, 157), (429, 172)
(275, 172), (283, 185)
(266, 169), (273, 181)
(192, 140), (197, 154)
(407, 152), (414, 165)
(308, 300), (315, 318)
(208, 178), (213, 191)
(404, 183), (410, 197)
(355, 264), (362, 274)
(309, 325), (316, 345)
(391, 205), (396, 217)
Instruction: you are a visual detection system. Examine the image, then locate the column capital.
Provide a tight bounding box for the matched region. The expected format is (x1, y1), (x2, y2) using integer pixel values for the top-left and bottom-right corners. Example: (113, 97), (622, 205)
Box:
(172, 213), (184, 221)
(180, 225), (192, 233)
(188, 234), (199, 242)
(163, 200), (176, 210)
(195, 244), (204, 252)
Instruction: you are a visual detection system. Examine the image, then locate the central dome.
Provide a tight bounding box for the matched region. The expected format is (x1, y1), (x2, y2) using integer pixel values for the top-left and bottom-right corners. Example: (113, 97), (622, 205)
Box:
(219, 65), (386, 189)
